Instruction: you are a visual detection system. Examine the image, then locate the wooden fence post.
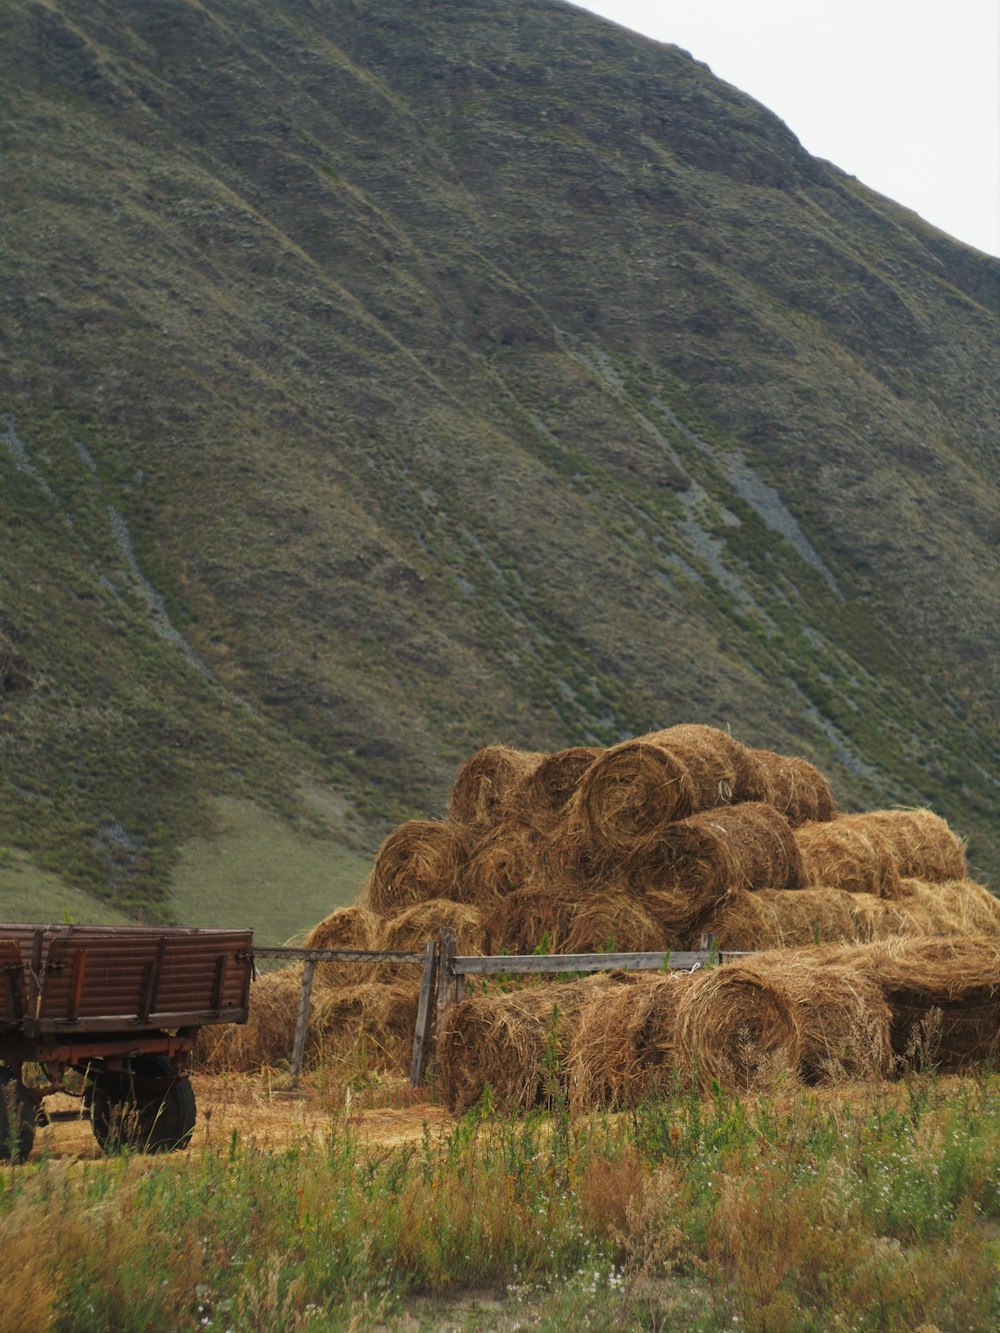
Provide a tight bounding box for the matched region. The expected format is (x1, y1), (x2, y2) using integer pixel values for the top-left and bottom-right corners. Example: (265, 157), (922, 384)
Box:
(409, 937), (438, 1088)
(435, 927), (459, 1032)
(288, 957), (316, 1091)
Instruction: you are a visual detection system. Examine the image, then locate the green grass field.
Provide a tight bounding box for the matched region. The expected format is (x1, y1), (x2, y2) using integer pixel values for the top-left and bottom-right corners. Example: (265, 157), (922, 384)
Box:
(0, 799), (371, 944)
(168, 798), (370, 945)
(3, 1073), (999, 1331)
(0, 850), (134, 926)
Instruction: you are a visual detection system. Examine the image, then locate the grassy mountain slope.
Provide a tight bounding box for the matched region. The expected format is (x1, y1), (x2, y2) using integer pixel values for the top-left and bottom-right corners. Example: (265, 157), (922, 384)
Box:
(1, 0), (997, 935)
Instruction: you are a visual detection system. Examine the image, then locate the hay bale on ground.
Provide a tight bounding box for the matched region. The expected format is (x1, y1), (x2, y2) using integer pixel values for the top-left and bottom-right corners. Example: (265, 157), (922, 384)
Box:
(792, 965), (893, 1084)
(362, 820), (470, 916)
(312, 981), (419, 1075)
(436, 979), (600, 1112)
(375, 899), (483, 982)
(674, 961), (804, 1092)
(197, 965), (305, 1073)
(699, 878), (996, 953)
(461, 819), (539, 905)
(563, 893), (668, 955)
(861, 809), (967, 882)
(567, 724), (753, 857)
(897, 879), (1000, 939)
(730, 946), (893, 1084)
(448, 745), (545, 829)
(634, 802), (804, 936)
(796, 810), (966, 899)
(480, 880), (577, 956)
(303, 905), (381, 990)
(837, 935), (1000, 1072)
(795, 816), (904, 899)
(507, 746), (605, 830)
(701, 886), (863, 951)
(740, 748), (836, 826)
(568, 972), (699, 1111)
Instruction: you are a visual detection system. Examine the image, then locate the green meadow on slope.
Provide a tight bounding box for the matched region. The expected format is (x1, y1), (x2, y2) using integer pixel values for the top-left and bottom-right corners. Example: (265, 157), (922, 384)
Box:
(1, 0), (997, 929)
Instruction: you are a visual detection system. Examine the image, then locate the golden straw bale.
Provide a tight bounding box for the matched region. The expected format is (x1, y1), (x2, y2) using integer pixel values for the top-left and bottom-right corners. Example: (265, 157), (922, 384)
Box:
(533, 815), (609, 890)
(436, 979), (600, 1112)
(197, 965), (305, 1073)
(563, 894), (668, 954)
(808, 935), (1000, 1072)
(568, 972), (700, 1111)
(795, 816), (903, 898)
(843, 893), (924, 943)
(448, 745), (545, 828)
(567, 724), (752, 856)
(480, 880), (577, 955)
(508, 747), (605, 828)
(701, 886), (863, 951)
(674, 961), (804, 1092)
(732, 947), (893, 1084)
(303, 905), (381, 990)
(860, 809), (967, 882)
(634, 803), (804, 936)
(362, 819), (470, 916)
(898, 879), (1000, 939)
(375, 899), (483, 983)
(462, 819), (539, 905)
(792, 966), (893, 1083)
(740, 748), (836, 826)
(312, 981), (419, 1074)
(700, 881), (977, 952)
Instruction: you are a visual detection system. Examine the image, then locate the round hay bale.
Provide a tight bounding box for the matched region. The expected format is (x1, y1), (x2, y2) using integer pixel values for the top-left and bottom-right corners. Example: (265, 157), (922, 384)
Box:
(436, 979), (598, 1112)
(737, 947), (893, 1084)
(462, 819), (539, 905)
(568, 971), (699, 1111)
(793, 965), (893, 1084)
(508, 746), (605, 828)
(700, 886), (862, 951)
(533, 816), (608, 890)
(362, 820), (470, 916)
(563, 894), (667, 955)
(860, 809), (967, 882)
(674, 962), (804, 1092)
(795, 816), (904, 899)
(312, 981), (419, 1075)
(448, 745), (545, 828)
(844, 935), (1000, 1071)
(842, 892), (924, 942)
(897, 879), (1000, 939)
(374, 898), (483, 982)
(480, 880), (577, 956)
(302, 905), (381, 990)
(740, 748), (836, 825)
(633, 803), (804, 936)
(567, 724), (751, 856)
(197, 965), (305, 1073)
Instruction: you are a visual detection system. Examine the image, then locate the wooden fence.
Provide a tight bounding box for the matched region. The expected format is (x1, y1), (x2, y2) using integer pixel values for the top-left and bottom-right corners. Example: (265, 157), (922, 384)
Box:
(255, 931), (732, 1089)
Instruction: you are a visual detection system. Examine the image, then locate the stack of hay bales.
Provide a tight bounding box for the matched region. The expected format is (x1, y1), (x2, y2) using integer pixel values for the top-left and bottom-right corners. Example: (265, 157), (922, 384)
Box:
(203, 724), (999, 1099)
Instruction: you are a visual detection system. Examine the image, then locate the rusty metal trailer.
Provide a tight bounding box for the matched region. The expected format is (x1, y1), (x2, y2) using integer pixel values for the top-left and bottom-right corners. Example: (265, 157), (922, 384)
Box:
(0, 923), (253, 1160)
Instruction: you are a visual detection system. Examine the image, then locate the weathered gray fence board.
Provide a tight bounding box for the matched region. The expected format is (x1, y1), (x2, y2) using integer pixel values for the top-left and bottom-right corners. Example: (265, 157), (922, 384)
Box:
(452, 949), (719, 976)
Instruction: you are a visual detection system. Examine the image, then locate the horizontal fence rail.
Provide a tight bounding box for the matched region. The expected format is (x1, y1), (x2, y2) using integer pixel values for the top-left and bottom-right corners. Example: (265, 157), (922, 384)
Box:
(252, 947), (425, 966)
(251, 943), (432, 1088)
(252, 932), (737, 1090)
(452, 950), (722, 975)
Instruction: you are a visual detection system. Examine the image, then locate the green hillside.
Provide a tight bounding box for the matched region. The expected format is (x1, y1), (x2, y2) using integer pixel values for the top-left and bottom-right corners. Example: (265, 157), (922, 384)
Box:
(1, 0), (997, 939)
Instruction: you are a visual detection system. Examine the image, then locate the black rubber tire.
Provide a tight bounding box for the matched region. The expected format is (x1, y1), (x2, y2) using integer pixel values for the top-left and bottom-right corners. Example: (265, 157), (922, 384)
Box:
(89, 1054), (196, 1154)
(0, 1071), (36, 1163)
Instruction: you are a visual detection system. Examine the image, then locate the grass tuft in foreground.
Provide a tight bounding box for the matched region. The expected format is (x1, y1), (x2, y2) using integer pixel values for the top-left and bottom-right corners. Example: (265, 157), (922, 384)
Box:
(2, 1073), (1000, 1330)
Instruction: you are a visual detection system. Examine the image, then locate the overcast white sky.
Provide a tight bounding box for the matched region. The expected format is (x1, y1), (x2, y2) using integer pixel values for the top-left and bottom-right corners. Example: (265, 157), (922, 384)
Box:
(572, 0), (1000, 257)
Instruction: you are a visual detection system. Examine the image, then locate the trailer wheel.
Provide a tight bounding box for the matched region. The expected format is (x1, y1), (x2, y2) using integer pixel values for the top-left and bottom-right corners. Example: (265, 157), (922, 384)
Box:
(89, 1055), (196, 1154)
(0, 1071), (35, 1163)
